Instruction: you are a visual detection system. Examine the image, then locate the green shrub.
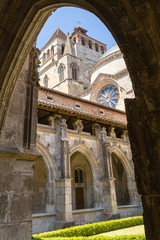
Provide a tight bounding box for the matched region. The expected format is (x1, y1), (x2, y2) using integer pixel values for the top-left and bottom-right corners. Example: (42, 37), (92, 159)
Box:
(36, 235), (145, 240)
(32, 216), (143, 240)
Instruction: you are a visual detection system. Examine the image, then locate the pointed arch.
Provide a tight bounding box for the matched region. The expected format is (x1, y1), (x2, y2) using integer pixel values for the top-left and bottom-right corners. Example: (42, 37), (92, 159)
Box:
(36, 140), (56, 182)
(58, 63), (65, 81)
(70, 62), (79, 80)
(109, 145), (133, 180)
(70, 143), (98, 182)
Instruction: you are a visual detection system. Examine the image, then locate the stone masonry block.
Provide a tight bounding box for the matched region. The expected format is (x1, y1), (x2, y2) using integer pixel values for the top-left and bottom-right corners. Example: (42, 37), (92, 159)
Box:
(9, 159), (35, 174)
(0, 194), (8, 223)
(10, 194), (32, 222)
(20, 173), (34, 193)
(18, 222), (27, 240)
(0, 172), (20, 192)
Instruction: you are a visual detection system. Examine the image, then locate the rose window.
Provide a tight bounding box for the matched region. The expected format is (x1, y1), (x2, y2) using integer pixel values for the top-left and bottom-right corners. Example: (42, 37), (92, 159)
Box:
(97, 85), (119, 108)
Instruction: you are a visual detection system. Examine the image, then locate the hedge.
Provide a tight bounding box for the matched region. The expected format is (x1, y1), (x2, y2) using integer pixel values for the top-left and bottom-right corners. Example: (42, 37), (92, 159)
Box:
(37, 235), (145, 240)
(32, 216), (143, 240)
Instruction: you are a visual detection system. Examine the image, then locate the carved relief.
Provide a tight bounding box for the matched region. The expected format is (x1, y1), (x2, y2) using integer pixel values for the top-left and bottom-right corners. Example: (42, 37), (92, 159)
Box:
(101, 127), (107, 144)
(29, 47), (41, 87)
(60, 118), (68, 140)
(108, 126), (116, 138)
(92, 123), (101, 139)
(73, 119), (83, 133)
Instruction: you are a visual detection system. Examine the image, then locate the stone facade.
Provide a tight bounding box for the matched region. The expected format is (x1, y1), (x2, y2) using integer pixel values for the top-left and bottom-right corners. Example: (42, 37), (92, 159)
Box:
(32, 29), (142, 233)
(31, 87), (142, 233)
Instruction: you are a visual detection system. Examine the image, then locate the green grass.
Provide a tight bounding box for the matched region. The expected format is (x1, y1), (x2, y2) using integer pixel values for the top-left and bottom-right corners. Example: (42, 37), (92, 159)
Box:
(99, 225), (144, 237)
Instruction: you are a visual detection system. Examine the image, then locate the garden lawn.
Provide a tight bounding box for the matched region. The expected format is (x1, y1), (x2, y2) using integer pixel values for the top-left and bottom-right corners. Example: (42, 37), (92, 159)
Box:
(99, 225), (145, 236)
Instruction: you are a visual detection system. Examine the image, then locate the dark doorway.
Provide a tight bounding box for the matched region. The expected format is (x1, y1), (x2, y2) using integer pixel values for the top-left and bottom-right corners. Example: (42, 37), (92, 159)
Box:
(76, 187), (84, 209)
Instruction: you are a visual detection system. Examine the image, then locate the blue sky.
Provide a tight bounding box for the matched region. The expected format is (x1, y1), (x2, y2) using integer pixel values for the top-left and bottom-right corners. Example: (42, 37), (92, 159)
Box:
(36, 7), (116, 50)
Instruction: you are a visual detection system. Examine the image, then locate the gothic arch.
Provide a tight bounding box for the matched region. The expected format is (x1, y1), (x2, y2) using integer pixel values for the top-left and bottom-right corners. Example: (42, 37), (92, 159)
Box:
(36, 141), (56, 182)
(109, 145), (137, 205)
(109, 145), (133, 181)
(70, 144), (98, 183)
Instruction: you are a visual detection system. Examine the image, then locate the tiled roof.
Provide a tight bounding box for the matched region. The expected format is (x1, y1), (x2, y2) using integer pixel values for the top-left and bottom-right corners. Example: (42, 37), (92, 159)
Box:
(38, 87), (127, 128)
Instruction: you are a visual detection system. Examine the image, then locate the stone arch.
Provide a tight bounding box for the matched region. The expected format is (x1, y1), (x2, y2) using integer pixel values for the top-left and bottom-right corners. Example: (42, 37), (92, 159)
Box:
(51, 45), (54, 56)
(70, 62), (79, 80)
(58, 63), (65, 81)
(109, 145), (136, 205)
(35, 141), (56, 212)
(70, 143), (98, 182)
(61, 43), (65, 55)
(88, 40), (92, 49)
(70, 149), (94, 210)
(70, 144), (99, 209)
(109, 145), (133, 180)
(43, 74), (49, 88)
(95, 43), (99, 52)
(81, 37), (85, 46)
(36, 141), (56, 181)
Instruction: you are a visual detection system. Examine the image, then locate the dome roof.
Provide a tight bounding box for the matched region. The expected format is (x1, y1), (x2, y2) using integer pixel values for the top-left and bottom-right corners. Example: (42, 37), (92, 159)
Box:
(100, 44), (120, 60)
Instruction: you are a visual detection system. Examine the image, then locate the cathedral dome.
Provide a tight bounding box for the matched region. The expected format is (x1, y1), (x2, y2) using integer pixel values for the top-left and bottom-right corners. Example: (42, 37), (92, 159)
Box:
(100, 44), (120, 60)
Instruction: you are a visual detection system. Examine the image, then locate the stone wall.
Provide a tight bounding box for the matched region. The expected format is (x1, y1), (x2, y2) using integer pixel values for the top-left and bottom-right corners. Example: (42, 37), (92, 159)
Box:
(0, 152), (36, 240)
(34, 121), (142, 232)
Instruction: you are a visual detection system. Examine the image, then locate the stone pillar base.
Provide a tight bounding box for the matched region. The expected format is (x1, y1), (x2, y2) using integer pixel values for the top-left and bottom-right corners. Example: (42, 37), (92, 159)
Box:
(99, 177), (117, 214)
(55, 178), (73, 222)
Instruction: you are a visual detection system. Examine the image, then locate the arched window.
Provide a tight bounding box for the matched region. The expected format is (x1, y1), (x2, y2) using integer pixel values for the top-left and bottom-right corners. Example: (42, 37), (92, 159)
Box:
(42, 52), (46, 64)
(62, 44), (65, 55)
(73, 37), (76, 43)
(75, 169), (83, 183)
(71, 62), (78, 80)
(95, 44), (99, 52)
(58, 64), (65, 81)
(97, 85), (119, 108)
(47, 49), (50, 59)
(51, 45), (54, 56)
(88, 40), (92, 49)
(81, 37), (85, 46)
(101, 46), (104, 54)
(43, 74), (48, 88)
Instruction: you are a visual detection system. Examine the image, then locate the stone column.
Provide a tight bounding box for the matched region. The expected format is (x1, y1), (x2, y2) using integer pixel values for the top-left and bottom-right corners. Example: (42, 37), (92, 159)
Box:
(23, 46), (40, 150)
(126, 97), (160, 240)
(0, 151), (38, 240)
(55, 179), (73, 229)
(55, 118), (73, 228)
(99, 127), (117, 216)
